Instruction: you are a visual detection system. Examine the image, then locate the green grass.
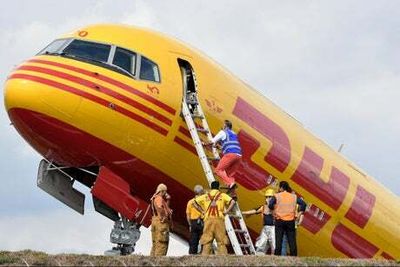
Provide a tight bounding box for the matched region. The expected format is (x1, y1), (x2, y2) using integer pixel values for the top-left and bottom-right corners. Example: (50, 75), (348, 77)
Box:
(0, 251), (398, 266)
(0, 252), (19, 265)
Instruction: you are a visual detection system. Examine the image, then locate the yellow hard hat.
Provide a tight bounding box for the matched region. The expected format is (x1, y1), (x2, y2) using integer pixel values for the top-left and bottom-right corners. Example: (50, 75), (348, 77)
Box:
(264, 188), (275, 197)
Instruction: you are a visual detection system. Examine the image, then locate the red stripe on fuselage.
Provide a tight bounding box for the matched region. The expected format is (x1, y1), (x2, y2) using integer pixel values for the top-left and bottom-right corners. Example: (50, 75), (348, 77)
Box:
(381, 251), (394, 260)
(7, 107), (190, 238)
(331, 223), (379, 258)
(174, 136), (197, 155)
(9, 73), (168, 136)
(28, 58), (176, 115)
(178, 126), (191, 138)
(17, 65), (172, 126)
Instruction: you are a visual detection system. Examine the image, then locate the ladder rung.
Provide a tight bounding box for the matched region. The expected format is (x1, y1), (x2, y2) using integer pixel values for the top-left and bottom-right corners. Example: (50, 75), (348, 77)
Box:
(186, 100), (198, 105)
(182, 96), (255, 255)
(196, 128), (209, 133)
(191, 114), (204, 119)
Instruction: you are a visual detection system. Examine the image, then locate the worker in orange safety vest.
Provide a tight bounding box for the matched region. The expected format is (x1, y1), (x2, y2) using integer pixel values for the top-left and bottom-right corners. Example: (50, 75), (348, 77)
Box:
(268, 181), (306, 256)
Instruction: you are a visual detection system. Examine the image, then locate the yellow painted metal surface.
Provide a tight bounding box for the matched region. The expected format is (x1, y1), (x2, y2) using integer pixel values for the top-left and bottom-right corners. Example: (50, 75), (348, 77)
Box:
(4, 24), (400, 259)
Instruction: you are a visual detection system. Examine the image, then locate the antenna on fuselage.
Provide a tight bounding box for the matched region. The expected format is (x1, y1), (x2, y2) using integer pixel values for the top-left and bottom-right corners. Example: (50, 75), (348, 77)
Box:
(338, 143), (345, 153)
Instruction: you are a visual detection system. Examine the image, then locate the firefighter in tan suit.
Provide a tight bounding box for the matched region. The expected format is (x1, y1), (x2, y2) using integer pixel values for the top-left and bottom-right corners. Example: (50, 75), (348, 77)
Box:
(194, 181), (235, 255)
(150, 183), (172, 256)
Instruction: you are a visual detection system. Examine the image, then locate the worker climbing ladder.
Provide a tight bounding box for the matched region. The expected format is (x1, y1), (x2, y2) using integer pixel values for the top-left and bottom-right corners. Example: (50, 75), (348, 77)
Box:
(180, 62), (255, 255)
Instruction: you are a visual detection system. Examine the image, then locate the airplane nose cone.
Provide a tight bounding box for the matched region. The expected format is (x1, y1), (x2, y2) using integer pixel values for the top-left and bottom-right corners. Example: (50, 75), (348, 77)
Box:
(4, 70), (81, 118)
(4, 64), (83, 165)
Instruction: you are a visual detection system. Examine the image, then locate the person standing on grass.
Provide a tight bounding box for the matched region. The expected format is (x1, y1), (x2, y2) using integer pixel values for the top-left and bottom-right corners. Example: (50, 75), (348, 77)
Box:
(150, 183), (173, 256)
(269, 181), (306, 256)
(194, 181), (235, 255)
(242, 188), (276, 255)
(186, 184), (205, 254)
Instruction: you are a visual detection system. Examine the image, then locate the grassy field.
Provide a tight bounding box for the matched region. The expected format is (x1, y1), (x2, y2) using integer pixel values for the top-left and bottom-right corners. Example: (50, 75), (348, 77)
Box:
(0, 250), (398, 266)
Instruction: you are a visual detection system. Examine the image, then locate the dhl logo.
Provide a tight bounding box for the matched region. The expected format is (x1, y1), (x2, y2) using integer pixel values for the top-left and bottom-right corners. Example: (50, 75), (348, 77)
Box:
(176, 95), (390, 258)
(5, 23), (398, 258)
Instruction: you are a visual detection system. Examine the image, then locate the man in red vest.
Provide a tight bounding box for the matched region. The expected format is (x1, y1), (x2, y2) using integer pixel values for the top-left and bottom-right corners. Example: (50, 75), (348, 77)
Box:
(269, 181), (306, 256)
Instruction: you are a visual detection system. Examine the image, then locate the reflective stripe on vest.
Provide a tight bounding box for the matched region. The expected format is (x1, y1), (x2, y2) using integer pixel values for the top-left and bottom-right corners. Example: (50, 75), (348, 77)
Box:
(207, 192), (222, 218)
(274, 191), (297, 221)
(221, 129), (242, 155)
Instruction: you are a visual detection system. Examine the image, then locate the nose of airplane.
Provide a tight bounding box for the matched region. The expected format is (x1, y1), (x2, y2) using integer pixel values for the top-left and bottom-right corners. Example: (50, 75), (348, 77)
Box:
(4, 63), (83, 165)
(4, 67), (82, 118)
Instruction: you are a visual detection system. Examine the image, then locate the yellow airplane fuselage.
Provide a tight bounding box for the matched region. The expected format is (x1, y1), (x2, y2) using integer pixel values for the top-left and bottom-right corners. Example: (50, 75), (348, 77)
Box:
(4, 24), (400, 259)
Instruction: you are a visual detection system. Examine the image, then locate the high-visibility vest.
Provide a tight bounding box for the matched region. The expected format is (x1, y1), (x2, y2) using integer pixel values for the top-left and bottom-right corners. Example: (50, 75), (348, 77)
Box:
(221, 129), (242, 155)
(151, 194), (171, 221)
(274, 191), (297, 221)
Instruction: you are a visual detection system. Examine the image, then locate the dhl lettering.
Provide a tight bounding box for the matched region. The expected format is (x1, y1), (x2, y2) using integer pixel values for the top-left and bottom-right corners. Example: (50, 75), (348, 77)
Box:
(381, 252), (394, 260)
(231, 130), (273, 190)
(291, 147), (350, 210)
(331, 223), (379, 258)
(344, 185), (376, 228)
(233, 97), (291, 173)
(301, 204), (331, 234)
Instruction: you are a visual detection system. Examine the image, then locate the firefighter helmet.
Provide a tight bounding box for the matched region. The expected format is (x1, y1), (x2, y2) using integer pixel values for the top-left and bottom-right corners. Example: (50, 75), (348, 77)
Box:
(264, 188), (275, 197)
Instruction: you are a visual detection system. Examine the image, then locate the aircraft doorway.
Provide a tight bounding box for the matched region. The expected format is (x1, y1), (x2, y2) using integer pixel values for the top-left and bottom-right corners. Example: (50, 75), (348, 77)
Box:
(178, 59), (198, 115)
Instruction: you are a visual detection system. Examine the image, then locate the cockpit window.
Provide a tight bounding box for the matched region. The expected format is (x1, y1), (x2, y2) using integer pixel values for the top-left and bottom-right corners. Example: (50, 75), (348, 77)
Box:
(112, 47), (136, 75)
(38, 39), (70, 55)
(140, 56), (160, 82)
(38, 39), (162, 82)
(63, 39), (111, 63)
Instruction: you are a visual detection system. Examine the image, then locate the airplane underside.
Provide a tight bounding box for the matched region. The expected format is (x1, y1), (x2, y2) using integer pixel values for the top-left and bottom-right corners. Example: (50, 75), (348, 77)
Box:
(37, 160), (148, 255)
(9, 107), (191, 255)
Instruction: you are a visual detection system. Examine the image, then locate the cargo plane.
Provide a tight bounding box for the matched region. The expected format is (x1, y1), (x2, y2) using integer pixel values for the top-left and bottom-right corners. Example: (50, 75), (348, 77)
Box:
(4, 24), (399, 258)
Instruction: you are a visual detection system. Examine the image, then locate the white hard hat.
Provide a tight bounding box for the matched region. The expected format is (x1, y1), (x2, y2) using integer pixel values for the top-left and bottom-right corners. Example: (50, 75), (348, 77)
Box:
(156, 183), (167, 194)
(194, 185), (204, 194)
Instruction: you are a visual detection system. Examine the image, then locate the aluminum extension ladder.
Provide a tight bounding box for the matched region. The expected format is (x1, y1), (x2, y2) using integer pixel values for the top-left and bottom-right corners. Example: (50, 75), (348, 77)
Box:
(181, 70), (255, 255)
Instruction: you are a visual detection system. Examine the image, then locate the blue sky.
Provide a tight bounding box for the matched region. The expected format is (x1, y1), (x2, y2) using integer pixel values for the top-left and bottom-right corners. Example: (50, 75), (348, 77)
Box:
(1, 0), (399, 254)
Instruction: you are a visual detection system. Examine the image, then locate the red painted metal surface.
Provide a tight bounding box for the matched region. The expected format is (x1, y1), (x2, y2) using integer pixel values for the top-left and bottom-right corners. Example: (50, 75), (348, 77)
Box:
(345, 185), (376, 228)
(233, 97), (291, 173)
(17, 65), (173, 126)
(9, 74), (168, 136)
(331, 223), (379, 258)
(91, 166), (152, 227)
(28, 58), (176, 115)
(8, 107), (385, 257)
(233, 130), (274, 190)
(8, 108), (189, 236)
(301, 205), (331, 234)
(291, 147), (350, 210)
(174, 136), (197, 155)
(381, 251), (394, 260)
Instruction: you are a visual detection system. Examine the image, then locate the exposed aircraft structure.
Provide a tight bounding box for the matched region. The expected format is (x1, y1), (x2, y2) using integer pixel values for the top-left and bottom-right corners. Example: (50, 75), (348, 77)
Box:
(4, 24), (400, 258)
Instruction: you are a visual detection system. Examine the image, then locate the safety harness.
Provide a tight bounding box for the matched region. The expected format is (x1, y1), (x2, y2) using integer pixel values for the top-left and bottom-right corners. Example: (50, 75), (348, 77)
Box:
(205, 192), (222, 217)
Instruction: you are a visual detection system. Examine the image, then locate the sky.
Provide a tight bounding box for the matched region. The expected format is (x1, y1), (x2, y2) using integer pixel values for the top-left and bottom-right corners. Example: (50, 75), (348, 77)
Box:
(1, 0), (400, 255)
